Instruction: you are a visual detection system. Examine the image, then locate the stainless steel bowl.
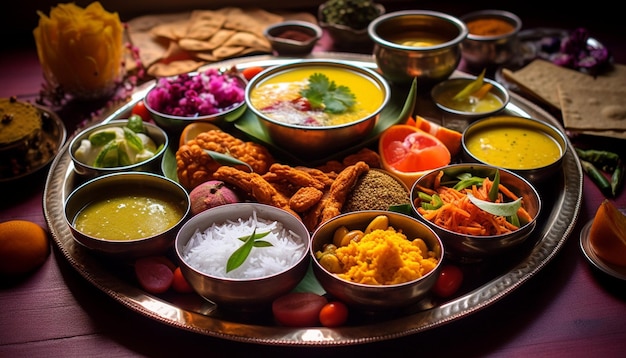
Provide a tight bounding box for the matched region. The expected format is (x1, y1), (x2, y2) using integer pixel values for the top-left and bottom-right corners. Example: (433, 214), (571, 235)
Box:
(264, 20), (322, 56)
(69, 119), (168, 178)
(175, 203), (311, 311)
(410, 163), (541, 262)
(318, 2), (385, 50)
(460, 10), (522, 70)
(144, 69), (247, 133)
(64, 172), (190, 259)
(431, 76), (510, 119)
(461, 115), (567, 184)
(245, 59), (390, 160)
(310, 210), (443, 311)
(368, 10), (468, 86)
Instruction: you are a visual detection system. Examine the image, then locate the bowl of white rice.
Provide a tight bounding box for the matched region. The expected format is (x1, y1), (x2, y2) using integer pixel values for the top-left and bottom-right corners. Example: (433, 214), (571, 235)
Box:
(174, 202), (310, 310)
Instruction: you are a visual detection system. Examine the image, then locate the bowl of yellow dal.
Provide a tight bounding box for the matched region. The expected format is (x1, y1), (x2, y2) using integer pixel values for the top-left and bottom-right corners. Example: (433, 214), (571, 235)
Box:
(310, 210), (444, 311)
(461, 115), (567, 184)
(64, 172), (190, 259)
(245, 59), (390, 160)
(431, 76), (509, 119)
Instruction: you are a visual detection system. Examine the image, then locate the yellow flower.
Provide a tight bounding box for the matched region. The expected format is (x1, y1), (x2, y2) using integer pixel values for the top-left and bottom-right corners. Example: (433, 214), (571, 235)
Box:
(33, 2), (124, 99)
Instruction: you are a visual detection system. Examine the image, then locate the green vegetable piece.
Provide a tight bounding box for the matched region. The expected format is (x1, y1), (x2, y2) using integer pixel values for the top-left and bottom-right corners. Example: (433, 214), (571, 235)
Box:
(388, 203), (413, 215)
(575, 148), (619, 172)
(227, 228), (273, 273)
(611, 160), (624, 197)
(581, 160), (612, 196)
(123, 127), (144, 152)
(421, 194), (443, 210)
(452, 69), (486, 101)
(88, 130), (117, 146)
(488, 170), (500, 202)
(127, 114), (146, 133)
(93, 140), (120, 168)
(417, 191), (433, 202)
(453, 176), (485, 191)
(467, 192), (522, 217)
(300, 73), (356, 114)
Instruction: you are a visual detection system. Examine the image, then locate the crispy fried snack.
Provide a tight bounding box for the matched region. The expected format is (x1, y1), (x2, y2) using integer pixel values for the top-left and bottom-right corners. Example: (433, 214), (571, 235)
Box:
(315, 148), (380, 173)
(176, 129), (274, 190)
(212, 166), (299, 218)
(289, 187), (324, 212)
(263, 163), (326, 190)
(303, 161), (370, 231)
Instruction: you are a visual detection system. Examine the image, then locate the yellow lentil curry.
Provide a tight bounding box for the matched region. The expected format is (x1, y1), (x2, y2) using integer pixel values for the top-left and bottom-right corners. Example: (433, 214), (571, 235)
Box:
(249, 66), (384, 127)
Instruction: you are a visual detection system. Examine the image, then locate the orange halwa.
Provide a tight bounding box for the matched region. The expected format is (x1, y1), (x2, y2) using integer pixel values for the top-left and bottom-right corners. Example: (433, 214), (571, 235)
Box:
(334, 228), (438, 285)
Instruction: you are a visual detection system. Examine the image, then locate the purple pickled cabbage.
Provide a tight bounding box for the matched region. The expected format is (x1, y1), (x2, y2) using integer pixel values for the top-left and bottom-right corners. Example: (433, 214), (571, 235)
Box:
(147, 68), (245, 117)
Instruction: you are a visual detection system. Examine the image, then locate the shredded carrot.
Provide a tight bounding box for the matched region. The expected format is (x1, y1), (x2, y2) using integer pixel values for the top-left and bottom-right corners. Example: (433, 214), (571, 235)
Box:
(415, 170), (533, 236)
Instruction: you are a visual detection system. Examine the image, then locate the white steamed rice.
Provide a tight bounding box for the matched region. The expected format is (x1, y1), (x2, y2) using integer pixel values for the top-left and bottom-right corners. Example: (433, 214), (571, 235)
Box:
(181, 210), (306, 279)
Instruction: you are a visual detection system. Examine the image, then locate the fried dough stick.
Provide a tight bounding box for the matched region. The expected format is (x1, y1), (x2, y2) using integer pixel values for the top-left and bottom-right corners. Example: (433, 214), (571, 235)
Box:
(303, 161), (370, 231)
(263, 163), (326, 190)
(212, 166), (300, 218)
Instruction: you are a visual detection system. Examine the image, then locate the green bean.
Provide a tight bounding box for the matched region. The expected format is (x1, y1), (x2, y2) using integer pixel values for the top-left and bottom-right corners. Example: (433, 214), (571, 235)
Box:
(575, 148), (620, 172)
(581, 160), (612, 196)
(611, 160), (624, 197)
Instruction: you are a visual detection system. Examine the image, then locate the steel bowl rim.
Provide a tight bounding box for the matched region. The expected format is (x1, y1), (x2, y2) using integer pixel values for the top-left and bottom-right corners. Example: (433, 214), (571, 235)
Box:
(68, 119), (169, 173)
(144, 70), (247, 121)
(410, 163), (542, 240)
(264, 20), (323, 46)
(310, 210), (445, 288)
(245, 59), (391, 130)
(64, 171), (190, 243)
(368, 10), (469, 51)
(461, 9), (523, 41)
(175, 202), (311, 282)
(431, 77), (510, 117)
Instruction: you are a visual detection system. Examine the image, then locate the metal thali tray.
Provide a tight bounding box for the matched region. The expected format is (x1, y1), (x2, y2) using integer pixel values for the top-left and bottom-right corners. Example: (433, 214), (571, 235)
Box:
(43, 53), (583, 346)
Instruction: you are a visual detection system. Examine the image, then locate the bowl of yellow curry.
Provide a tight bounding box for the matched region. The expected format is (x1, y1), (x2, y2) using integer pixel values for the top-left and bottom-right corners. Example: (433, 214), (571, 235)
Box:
(64, 172), (190, 259)
(245, 59), (390, 160)
(461, 115), (567, 184)
(310, 210), (444, 311)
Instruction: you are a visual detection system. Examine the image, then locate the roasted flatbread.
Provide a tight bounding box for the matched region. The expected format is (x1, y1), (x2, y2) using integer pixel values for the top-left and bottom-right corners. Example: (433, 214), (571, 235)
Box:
(558, 86), (626, 131)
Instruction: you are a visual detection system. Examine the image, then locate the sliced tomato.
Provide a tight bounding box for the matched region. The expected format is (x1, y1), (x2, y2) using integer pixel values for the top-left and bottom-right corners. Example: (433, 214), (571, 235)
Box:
(172, 266), (195, 293)
(272, 292), (328, 327)
(131, 100), (151, 122)
(241, 66), (265, 81)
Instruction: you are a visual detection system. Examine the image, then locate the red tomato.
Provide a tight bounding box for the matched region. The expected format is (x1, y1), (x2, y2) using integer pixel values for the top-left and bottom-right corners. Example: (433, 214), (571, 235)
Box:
(272, 292), (328, 327)
(172, 267), (194, 293)
(432, 265), (463, 298)
(241, 66), (265, 81)
(131, 100), (151, 122)
(319, 301), (349, 327)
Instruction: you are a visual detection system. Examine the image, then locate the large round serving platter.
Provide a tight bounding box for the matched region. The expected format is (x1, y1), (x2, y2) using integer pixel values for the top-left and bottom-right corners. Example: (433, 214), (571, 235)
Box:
(43, 53), (583, 346)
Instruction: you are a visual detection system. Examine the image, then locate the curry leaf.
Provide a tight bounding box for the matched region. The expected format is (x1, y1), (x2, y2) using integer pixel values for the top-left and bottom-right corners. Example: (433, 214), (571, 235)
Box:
(226, 228), (273, 273)
(467, 192), (522, 217)
(204, 149), (253, 172)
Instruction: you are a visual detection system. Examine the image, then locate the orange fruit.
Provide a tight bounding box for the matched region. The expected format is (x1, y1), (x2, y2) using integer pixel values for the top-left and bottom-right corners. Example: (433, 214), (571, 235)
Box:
(413, 116), (463, 156)
(589, 200), (626, 266)
(179, 122), (221, 147)
(0, 220), (50, 276)
(379, 124), (451, 188)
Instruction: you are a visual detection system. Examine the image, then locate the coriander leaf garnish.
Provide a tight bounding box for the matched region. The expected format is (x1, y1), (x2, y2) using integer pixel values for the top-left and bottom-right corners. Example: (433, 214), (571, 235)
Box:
(226, 228), (273, 272)
(300, 73), (356, 114)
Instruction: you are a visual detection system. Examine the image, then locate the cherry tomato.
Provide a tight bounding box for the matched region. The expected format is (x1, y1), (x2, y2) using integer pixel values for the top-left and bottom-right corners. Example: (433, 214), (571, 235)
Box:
(432, 265), (463, 298)
(319, 301), (349, 327)
(272, 292), (328, 327)
(131, 100), (151, 122)
(241, 66), (264, 81)
(172, 267), (194, 293)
